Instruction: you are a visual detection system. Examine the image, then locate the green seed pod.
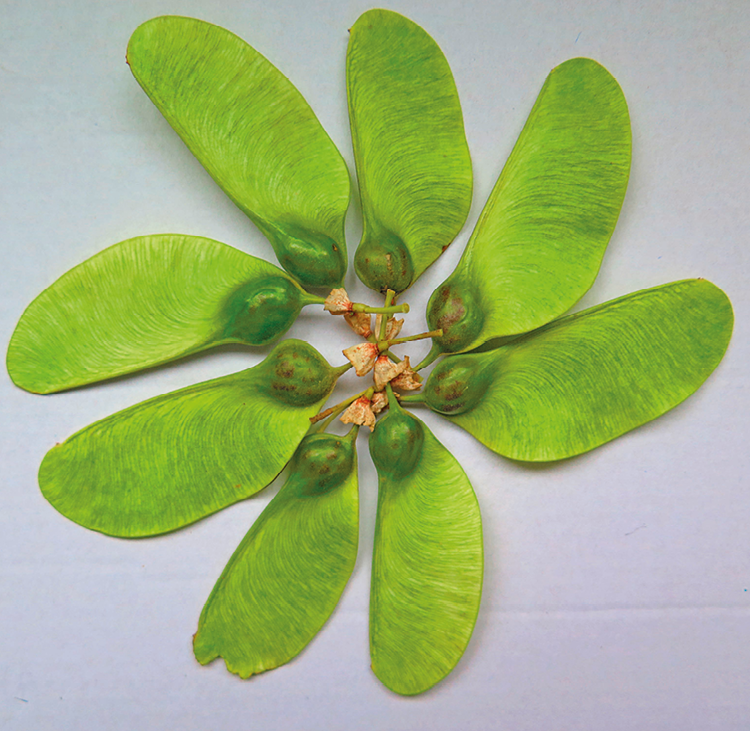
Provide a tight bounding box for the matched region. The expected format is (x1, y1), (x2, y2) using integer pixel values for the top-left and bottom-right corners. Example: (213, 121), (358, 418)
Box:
(269, 224), (347, 290)
(423, 354), (489, 415)
(37, 339), (337, 538)
(260, 339), (338, 407)
(369, 408), (482, 696)
(347, 9), (472, 294)
(6, 234), (319, 394)
(354, 231), (414, 294)
(127, 17), (350, 291)
(369, 405), (425, 478)
(194, 426), (359, 679)
(432, 280), (734, 462)
(425, 57), (631, 355)
(289, 433), (356, 497)
(426, 278), (485, 353)
(222, 276), (304, 346)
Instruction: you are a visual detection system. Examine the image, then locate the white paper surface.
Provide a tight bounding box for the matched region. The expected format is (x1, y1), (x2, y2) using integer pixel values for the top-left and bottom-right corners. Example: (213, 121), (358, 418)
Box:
(1, 1), (749, 729)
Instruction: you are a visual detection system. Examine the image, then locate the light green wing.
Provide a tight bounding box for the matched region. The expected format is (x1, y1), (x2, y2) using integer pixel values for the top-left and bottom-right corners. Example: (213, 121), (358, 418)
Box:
(347, 9), (472, 293)
(369, 403), (483, 695)
(194, 431), (359, 678)
(424, 280), (733, 461)
(7, 234), (320, 394)
(127, 16), (350, 289)
(38, 340), (339, 537)
(427, 57), (631, 354)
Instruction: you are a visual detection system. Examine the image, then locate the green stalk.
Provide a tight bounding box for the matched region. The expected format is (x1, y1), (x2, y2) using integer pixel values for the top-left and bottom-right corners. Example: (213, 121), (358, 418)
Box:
(312, 387), (374, 430)
(333, 362), (354, 378)
(385, 383), (400, 409)
(378, 289), (396, 341)
(398, 393), (425, 405)
(352, 302), (409, 315)
(379, 329), (442, 351)
(413, 342), (442, 371)
(303, 293), (328, 306)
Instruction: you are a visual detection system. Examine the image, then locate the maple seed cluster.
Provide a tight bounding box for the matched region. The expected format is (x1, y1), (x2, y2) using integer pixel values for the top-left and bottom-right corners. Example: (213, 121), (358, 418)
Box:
(321, 288), (434, 430)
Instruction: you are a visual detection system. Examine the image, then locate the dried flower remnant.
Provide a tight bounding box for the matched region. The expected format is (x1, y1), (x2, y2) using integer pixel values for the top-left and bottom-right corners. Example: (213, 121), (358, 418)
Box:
(340, 395), (377, 430)
(343, 342), (380, 376)
(390, 356), (422, 391)
(324, 288), (354, 315)
(373, 354), (407, 391)
(344, 311), (373, 338)
(371, 391), (389, 414)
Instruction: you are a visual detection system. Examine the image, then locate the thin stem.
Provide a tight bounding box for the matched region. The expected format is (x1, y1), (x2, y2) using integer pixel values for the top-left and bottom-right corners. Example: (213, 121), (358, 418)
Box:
(316, 410), (342, 432)
(304, 293), (328, 306)
(378, 289), (395, 341)
(311, 391), (362, 425)
(398, 392), (425, 405)
(311, 387), (372, 428)
(352, 302), (409, 315)
(385, 383), (400, 410)
(333, 362), (354, 378)
(414, 342), (442, 371)
(383, 350), (401, 363)
(345, 423), (361, 441)
(379, 329), (442, 351)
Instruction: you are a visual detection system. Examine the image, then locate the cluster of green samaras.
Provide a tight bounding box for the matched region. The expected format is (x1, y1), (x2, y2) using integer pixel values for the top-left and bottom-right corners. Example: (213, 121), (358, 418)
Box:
(7, 10), (733, 696)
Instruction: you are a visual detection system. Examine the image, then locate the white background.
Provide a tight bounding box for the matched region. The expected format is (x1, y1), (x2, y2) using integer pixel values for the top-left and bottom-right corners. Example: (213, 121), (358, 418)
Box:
(1, 1), (749, 729)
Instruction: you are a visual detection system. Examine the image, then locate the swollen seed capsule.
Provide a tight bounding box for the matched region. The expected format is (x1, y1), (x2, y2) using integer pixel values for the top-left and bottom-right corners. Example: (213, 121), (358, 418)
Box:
(290, 433), (355, 497)
(426, 279), (484, 353)
(270, 223), (347, 289)
(222, 276), (303, 345)
(369, 407), (424, 479)
(354, 231), (414, 294)
(423, 355), (488, 415)
(260, 340), (336, 407)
